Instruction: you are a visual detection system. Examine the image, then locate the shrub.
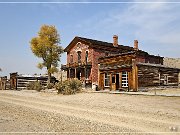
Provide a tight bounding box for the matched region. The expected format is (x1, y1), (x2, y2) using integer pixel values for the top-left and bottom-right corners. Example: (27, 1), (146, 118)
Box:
(55, 80), (68, 94)
(55, 79), (82, 95)
(27, 81), (44, 92)
(47, 83), (54, 89)
(96, 85), (102, 91)
(69, 79), (82, 92)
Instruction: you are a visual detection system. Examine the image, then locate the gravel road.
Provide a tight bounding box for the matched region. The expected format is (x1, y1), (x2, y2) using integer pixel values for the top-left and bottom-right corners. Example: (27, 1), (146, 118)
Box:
(0, 90), (179, 134)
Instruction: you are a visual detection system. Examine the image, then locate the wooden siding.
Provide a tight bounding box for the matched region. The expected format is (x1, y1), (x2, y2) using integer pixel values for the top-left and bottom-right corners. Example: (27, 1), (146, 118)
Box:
(138, 65), (160, 87)
(138, 65), (179, 87)
(0, 76), (7, 90)
(10, 73), (56, 90)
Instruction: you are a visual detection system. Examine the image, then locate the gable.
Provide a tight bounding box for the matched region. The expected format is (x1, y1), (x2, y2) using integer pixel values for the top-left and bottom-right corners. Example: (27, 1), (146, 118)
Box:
(64, 37), (91, 52)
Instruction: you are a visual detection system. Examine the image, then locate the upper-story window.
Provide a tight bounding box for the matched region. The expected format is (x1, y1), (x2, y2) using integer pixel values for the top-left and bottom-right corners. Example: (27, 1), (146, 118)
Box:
(70, 55), (73, 63)
(85, 51), (88, 63)
(77, 51), (81, 63)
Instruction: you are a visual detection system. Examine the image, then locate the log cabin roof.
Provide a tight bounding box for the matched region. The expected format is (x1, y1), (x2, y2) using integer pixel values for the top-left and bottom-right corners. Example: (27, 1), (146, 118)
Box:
(137, 62), (180, 70)
(98, 51), (163, 61)
(98, 51), (136, 60)
(64, 36), (137, 52)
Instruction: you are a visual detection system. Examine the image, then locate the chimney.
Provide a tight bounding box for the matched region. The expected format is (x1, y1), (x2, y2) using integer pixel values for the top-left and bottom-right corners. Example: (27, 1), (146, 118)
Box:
(134, 40), (138, 51)
(113, 35), (118, 47)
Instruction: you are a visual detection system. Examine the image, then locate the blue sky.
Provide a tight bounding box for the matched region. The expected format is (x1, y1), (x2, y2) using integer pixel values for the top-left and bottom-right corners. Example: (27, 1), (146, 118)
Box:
(0, 0), (180, 76)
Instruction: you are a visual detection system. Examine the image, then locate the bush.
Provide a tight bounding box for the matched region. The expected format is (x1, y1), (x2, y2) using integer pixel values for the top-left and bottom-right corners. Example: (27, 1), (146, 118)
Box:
(27, 81), (44, 92)
(55, 80), (68, 94)
(55, 79), (82, 95)
(47, 83), (54, 89)
(69, 79), (82, 92)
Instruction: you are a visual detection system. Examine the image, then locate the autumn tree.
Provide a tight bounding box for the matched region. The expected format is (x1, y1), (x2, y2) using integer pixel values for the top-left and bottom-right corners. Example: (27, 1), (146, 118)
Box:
(30, 25), (63, 84)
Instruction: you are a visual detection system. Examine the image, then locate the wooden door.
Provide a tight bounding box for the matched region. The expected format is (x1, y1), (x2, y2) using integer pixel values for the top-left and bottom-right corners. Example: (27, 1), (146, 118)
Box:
(99, 73), (104, 90)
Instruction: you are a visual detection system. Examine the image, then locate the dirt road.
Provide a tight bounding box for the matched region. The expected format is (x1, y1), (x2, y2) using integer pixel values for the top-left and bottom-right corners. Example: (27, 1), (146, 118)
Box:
(0, 90), (179, 134)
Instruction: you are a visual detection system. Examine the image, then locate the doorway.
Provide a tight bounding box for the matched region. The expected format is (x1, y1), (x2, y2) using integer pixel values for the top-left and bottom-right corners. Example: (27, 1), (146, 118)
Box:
(116, 73), (119, 90)
(76, 70), (81, 80)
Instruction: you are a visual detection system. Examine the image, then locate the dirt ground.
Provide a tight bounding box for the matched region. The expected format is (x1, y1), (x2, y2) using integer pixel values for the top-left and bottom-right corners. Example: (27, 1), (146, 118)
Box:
(0, 90), (179, 134)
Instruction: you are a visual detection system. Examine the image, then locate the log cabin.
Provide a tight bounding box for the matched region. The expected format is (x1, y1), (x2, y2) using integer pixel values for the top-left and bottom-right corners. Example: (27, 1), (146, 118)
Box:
(10, 72), (56, 90)
(62, 35), (180, 91)
(0, 76), (7, 90)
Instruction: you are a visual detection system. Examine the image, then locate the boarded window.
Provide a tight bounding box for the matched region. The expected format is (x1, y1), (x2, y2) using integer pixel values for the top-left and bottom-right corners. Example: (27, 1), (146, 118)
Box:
(164, 75), (168, 85)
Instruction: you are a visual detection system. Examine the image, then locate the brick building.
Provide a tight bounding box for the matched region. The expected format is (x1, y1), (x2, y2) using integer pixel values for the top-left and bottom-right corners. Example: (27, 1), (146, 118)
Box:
(62, 36), (180, 91)
(62, 36), (135, 88)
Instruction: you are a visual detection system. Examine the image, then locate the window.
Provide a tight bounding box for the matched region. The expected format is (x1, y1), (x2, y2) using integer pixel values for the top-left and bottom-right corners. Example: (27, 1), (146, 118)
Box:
(122, 71), (128, 87)
(164, 75), (168, 85)
(104, 73), (110, 87)
(77, 51), (81, 63)
(70, 55), (73, 63)
(85, 51), (88, 63)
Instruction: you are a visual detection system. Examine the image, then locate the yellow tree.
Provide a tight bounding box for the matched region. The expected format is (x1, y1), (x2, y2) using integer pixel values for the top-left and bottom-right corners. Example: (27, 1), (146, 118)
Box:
(30, 25), (63, 84)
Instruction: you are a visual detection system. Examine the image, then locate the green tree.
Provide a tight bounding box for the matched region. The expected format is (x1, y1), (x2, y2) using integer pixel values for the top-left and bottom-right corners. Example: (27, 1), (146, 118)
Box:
(30, 25), (63, 84)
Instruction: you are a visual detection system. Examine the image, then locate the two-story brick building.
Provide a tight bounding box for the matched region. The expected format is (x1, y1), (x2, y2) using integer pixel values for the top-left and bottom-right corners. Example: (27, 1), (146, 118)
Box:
(62, 36), (135, 88)
(62, 35), (180, 91)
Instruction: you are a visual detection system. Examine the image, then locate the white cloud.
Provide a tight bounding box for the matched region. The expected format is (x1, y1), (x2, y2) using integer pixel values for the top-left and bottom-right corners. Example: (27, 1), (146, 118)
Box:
(74, 1), (180, 57)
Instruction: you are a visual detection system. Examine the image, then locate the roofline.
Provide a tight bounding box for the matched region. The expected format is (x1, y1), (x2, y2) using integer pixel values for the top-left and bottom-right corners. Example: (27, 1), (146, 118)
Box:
(64, 36), (135, 52)
(64, 36), (164, 59)
(137, 62), (180, 70)
(99, 51), (136, 60)
(98, 51), (163, 60)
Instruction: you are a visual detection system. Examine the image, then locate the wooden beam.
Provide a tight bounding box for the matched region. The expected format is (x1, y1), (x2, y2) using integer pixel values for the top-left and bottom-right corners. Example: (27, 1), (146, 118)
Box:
(132, 59), (138, 91)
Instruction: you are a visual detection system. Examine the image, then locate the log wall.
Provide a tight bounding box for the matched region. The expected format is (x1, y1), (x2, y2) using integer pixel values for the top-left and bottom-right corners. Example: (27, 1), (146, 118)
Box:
(138, 65), (179, 87)
(16, 77), (48, 90)
(0, 76), (7, 90)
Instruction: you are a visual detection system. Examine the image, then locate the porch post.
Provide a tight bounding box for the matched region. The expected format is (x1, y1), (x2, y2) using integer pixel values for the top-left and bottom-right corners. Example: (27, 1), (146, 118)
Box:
(110, 73), (112, 91)
(69, 69), (71, 80)
(98, 64), (100, 87)
(75, 68), (77, 78)
(132, 59), (138, 91)
(84, 67), (86, 81)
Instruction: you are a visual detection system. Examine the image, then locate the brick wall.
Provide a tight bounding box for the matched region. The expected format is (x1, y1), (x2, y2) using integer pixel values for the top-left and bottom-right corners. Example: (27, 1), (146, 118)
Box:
(67, 42), (92, 64)
(137, 55), (163, 65)
(67, 42), (93, 81)
(145, 56), (163, 64)
(91, 49), (106, 84)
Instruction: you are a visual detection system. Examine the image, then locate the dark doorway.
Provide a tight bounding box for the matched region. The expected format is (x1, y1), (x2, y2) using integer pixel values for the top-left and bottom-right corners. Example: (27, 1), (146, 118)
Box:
(77, 70), (81, 80)
(116, 74), (119, 90)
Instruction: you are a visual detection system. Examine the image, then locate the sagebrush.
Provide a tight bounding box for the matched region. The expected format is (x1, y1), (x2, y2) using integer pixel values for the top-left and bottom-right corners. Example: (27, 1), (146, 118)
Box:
(55, 79), (82, 95)
(47, 83), (54, 89)
(27, 81), (44, 91)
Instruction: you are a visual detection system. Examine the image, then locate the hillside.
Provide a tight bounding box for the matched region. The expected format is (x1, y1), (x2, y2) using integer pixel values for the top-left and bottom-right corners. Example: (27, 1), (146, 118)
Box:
(163, 57), (180, 68)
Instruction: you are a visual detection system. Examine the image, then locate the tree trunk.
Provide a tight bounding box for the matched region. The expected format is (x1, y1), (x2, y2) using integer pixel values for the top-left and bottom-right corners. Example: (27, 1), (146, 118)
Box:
(48, 72), (51, 84)
(47, 66), (51, 85)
